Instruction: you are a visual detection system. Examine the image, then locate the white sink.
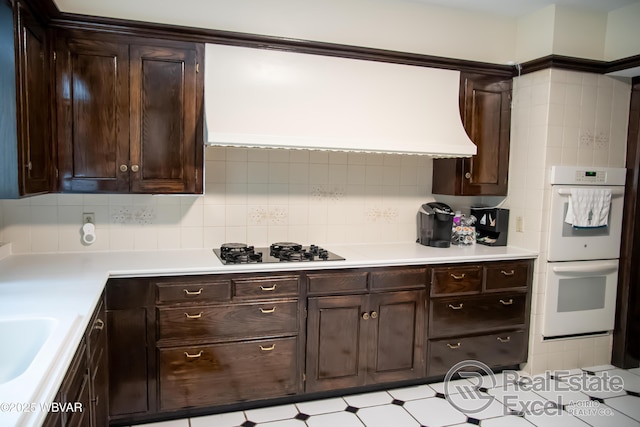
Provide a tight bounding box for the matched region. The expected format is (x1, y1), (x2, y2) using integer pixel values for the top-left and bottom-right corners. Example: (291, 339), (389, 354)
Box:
(0, 317), (57, 384)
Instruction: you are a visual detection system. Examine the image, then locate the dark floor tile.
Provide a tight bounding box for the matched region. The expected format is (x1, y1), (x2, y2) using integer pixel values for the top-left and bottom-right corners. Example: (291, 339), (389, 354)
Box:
(345, 405), (359, 413)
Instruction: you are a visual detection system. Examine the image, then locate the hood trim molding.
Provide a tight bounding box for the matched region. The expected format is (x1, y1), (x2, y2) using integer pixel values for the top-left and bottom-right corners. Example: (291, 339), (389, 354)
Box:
(205, 43), (477, 157)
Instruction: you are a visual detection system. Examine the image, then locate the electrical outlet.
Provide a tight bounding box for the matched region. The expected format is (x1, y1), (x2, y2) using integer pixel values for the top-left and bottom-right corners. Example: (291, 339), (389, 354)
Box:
(83, 212), (95, 225)
(516, 216), (524, 232)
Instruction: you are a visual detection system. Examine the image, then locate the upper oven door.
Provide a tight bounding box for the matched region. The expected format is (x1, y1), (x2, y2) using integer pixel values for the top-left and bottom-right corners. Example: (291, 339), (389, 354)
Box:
(547, 185), (625, 262)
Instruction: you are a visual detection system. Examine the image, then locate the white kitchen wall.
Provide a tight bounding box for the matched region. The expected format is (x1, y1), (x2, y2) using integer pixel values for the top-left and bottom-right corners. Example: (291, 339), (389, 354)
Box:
(0, 148), (435, 253)
(505, 68), (631, 374)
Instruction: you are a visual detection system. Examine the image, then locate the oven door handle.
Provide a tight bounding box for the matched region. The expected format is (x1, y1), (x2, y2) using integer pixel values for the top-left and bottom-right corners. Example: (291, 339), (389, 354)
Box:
(556, 188), (625, 197)
(551, 261), (618, 276)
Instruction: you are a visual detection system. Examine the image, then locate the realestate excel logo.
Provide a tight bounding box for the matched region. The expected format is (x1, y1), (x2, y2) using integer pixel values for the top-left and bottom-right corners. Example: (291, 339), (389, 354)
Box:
(443, 360), (496, 414)
(443, 360), (624, 416)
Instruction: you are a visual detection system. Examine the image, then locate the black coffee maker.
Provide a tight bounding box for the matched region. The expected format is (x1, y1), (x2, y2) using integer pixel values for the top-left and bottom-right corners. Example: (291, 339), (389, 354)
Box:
(417, 202), (454, 248)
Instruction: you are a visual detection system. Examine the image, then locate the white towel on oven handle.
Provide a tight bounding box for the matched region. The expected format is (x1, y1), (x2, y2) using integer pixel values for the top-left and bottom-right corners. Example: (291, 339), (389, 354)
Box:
(564, 188), (612, 228)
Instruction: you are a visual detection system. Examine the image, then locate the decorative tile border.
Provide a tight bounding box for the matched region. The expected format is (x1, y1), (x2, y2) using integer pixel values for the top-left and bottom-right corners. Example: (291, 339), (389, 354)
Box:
(311, 185), (345, 201)
(111, 206), (156, 225)
(248, 207), (288, 225)
(365, 207), (399, 223)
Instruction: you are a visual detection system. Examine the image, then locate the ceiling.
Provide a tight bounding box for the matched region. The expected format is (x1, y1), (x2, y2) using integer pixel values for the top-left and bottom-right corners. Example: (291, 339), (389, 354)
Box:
(407, 0), (640, 16)
(53, 0), (640, 18)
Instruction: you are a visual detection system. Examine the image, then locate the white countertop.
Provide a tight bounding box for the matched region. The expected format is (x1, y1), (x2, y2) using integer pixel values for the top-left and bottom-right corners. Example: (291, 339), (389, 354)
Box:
(0, 242), (536, 426)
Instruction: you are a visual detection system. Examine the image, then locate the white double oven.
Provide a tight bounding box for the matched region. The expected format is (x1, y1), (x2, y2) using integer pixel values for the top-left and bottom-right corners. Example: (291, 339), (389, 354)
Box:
(542, 166), (626, 339)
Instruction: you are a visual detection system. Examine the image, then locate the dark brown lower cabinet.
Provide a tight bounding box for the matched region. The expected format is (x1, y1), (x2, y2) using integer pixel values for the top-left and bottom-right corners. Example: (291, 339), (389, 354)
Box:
(428, 329), (527, 376)
(102, 260), (531, 425)
(158, 336), (298, 410)
(41, 293), (107, 427)
(106, 279), (153, 418)
(305, 290), (425, 393)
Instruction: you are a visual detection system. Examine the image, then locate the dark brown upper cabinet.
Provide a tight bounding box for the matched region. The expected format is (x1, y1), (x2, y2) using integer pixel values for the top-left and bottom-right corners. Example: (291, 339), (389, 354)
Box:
(55, 31), (203, 194)
(0, 0), (52, 199)
(432, 73), (512, 196)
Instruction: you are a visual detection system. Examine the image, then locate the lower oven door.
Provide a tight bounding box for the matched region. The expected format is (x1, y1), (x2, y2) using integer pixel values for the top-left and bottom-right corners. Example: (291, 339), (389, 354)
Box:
(542, 259), (618, 339)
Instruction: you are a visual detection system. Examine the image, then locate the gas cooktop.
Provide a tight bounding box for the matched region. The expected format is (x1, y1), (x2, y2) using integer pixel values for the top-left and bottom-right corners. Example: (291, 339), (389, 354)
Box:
(213, 242), (345, 264)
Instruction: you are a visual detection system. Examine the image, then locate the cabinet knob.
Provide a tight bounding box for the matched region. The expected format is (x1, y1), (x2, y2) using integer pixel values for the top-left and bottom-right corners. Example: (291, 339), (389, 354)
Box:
(501, 270), (515, 276)
(448, 303), (464, 310)
(370, 311), (378, 319)
(260, 344), (276, 351)
(362, 312), (370, 320)
(450, 273), (466, 280)
(260, 307), (277, 314)
(465, 172), (471, 179)
(260, 284), (277, 291)
(119, 164), (128, 172)
(184, 350), (203, 358)
(184, 312), (203, 319)
(499, 299), (514, 306)
(497, 336), (511, 343)
(447, 342), (461, 349)
(131, 164), (140, 172)
(184, 288), (204, 296)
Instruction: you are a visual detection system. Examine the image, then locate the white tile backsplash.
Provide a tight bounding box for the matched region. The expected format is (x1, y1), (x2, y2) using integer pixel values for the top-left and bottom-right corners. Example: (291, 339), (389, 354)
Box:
(0, 147), (433, 252)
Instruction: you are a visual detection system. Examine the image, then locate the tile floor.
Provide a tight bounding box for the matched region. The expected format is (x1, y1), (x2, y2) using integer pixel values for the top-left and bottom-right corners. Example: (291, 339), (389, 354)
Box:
(135, 365), (640, 427)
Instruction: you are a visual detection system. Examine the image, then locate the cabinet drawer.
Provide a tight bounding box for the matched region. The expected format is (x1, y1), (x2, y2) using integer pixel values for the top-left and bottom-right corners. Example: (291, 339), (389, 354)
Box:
(156, 278), (231, 304)
(159, 336), (298, 410)
(370, 267), (426, 291)
(429, 293), (527, 338)
(233, 276), (299, 299)
(484, 261), (531, 292)
(431, 265), (482, 296)
(427, 330), (527, 376)
(157, 300), (298, 342)
(307, 271), (368, 295)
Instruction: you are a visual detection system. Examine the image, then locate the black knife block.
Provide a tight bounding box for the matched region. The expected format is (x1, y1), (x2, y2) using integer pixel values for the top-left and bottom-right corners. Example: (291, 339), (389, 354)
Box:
(471, 208), (509, 246)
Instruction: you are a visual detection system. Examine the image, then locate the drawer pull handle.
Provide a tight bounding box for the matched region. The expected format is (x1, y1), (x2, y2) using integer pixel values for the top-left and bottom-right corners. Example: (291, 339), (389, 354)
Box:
(501, 270), (515, 276)
(260, 284), (277, 291)
(260, 307), (277, 314)
(260, 344), (276, 351)
(370, 311), (378, 319)
(184, 312), (203, 319)
(94, 318), (104, 331)
(499, 299), (514, 306)
(448, 303), (464, 310)
(362, 312), (370, 320)
(184, 288), (204, 296)
(497, 336), (511, 343)
(184, 350), (203, 358)
(447, 342), (461, 349)
(450, 273), (466, 280)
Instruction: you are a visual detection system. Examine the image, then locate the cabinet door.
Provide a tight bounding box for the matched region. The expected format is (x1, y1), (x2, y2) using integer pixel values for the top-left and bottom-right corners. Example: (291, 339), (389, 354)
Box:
(129, 44), (200, 193)
(56, 36), (129, 193)
(15, 1), (51, 195)
(306, 295), (369, 392)
(459, 74), (511, 195)
(107, 308), (149, 417)
(432, 74), (511, 196)
(368, 290), (425, 384)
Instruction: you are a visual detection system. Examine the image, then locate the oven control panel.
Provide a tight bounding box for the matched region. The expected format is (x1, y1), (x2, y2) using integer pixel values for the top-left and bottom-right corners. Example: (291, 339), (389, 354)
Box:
(574, 170), (606, 183)
(550, 166), (626, 186)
